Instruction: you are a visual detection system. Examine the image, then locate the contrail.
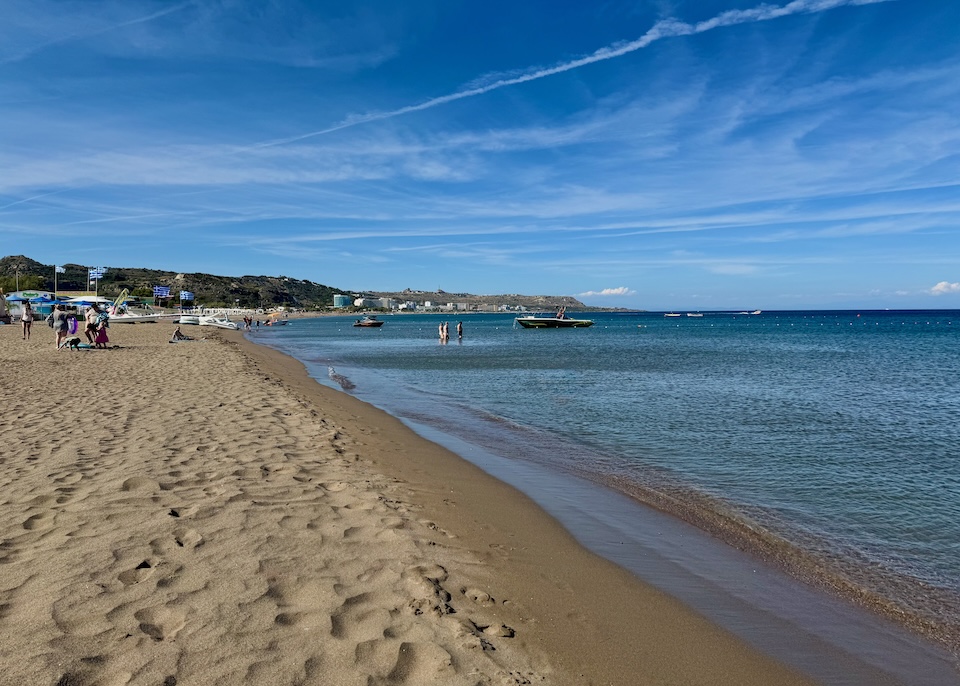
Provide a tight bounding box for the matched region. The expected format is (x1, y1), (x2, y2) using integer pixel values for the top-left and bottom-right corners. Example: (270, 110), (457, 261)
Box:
(250, 0), (893, 150)
(1, 2), (193, 65)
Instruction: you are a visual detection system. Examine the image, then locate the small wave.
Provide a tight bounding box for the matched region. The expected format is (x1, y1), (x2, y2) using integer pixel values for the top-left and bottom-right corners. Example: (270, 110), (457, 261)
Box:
(327, 366), (355, 390)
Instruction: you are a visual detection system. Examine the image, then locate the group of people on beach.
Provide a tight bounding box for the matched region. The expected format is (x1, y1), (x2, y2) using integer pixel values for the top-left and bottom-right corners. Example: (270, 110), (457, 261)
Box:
(438, 321), (463, 343)
(18, 302), (111, 349)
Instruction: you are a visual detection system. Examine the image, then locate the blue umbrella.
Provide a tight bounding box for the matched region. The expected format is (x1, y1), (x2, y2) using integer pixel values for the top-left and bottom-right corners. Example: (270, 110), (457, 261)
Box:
(29, 295), (56, 303)
(5, 296), (28, 302)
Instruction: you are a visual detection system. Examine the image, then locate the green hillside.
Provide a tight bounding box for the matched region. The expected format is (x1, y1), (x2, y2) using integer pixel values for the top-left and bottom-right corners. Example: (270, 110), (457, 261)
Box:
(0, 256), (340, 309)
(1, 256), (590, 311)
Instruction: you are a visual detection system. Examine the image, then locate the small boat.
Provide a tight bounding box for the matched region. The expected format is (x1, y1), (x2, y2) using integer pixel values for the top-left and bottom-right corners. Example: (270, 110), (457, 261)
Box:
(686, 312), (703, 317)
(664, 313), (681, 318)
(353, 315), (384, 328)
(179, 315), (200, 325)
(199, 315), (238, 330)
(109, 312), (162, 323)
(515, 315), (593, 328)
(264, 312), (288, 326)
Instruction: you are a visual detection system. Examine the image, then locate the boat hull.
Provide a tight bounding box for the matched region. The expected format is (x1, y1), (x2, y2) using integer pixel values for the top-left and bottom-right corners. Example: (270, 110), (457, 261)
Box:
(199, 316), (238, 330)
(516, 317), (593, 328)
(109, 314), (162, 324)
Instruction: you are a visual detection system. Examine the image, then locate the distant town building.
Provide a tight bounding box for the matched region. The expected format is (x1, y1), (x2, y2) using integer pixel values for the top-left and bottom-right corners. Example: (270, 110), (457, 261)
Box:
(333, 294), (351, 308)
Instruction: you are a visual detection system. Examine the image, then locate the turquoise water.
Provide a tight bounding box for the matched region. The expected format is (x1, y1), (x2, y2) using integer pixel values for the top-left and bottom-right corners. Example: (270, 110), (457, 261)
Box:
(249, 310), (960, 651)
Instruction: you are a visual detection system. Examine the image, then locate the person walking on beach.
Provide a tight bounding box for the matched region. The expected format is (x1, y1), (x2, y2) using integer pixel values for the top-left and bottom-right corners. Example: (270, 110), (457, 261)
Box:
(20, 302), (34, 340)
(84, 304), (101, 344)
(52, 304), (69, 348)
(456, 321), (462, 340)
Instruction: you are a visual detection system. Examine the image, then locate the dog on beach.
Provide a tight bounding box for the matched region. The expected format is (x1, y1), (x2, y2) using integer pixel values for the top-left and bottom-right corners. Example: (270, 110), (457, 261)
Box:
(62, 336), (82, 350)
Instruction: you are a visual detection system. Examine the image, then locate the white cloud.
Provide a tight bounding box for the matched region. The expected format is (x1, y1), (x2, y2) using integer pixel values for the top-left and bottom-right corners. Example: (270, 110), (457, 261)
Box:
(930, 281), (960, 295)
(579, 287), (636, 296)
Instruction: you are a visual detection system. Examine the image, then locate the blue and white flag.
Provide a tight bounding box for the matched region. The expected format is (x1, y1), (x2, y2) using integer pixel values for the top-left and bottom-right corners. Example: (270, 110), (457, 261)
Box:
(55, 265), (66, 274)
(153, 286), (171, 298)
(88, 267), (106, 280)
(179, 290), (194, 300)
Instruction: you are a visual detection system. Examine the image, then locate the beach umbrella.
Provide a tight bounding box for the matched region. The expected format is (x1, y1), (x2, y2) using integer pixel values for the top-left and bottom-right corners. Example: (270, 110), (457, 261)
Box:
(64, 295), (112, 304)
(5, 296), (29, 302)
(29, 295), (56, 303)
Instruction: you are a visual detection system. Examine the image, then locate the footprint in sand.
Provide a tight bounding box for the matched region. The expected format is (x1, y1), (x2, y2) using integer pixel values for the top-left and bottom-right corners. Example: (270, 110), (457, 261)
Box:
(370, 642), (456, 685)
(135, 606), (186, 641)
(51, 472), (83, 485)
(462, 587), (496, 607)
(416, 519), (456, 539)
(168, 505), (198, 518)
(23, 511), (55, 530)
(121, 476), (160, 492)
(118, 559), (157, 586)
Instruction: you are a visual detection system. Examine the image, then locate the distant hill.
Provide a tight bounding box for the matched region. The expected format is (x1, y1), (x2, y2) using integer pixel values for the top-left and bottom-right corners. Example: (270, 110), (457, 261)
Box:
(371, 289), (588, 311)
(0, 255), (339, 309)
(0, 256), (589, 311)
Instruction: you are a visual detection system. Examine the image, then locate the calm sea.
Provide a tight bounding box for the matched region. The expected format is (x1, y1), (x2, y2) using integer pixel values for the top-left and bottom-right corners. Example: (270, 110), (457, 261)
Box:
(248, 310), (960, 682)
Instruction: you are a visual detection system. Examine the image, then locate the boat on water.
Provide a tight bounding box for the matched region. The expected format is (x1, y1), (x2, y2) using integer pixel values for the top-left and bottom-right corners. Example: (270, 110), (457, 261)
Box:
(515, 308), (593, 328)
(353, 315), (384, 328)
(664, 313), (681, 318)
(264, 313), (289, 326)
(686, 312), (704, 317)
(199, 315), (238, 330)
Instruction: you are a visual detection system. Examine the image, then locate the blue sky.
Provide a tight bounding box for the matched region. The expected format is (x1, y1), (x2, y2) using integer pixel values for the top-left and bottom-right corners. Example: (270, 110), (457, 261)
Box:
(2, 0), (958, 310)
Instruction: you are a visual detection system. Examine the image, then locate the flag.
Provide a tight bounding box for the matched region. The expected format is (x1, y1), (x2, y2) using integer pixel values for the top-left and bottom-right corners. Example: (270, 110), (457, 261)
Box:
(179, 290), (194, 300)
(88, 267), (106, 280)
(55, 265), (66, 274)
(153, 286), (171, 298)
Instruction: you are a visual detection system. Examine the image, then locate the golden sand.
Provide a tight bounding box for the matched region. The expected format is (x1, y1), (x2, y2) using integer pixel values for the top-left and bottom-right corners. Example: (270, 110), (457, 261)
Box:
(0, 321), (814, 685)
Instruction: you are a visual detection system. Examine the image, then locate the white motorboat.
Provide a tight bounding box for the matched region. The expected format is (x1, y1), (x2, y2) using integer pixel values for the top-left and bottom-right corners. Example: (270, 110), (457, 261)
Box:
(199, 315), (238, 330)
(179, 315), (200, 325)
(108, 310), (162, 323)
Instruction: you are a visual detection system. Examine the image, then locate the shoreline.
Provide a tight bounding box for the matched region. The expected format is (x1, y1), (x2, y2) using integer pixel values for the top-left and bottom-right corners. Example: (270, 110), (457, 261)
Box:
(0, 321), (817, 684)
(244, 316), (960, 684)
(231, 329), (822, 684)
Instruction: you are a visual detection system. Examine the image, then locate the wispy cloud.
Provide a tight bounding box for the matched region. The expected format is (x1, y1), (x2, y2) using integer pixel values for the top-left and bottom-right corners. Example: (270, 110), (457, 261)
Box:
(579, 287), (636, 296)
(250, 0), (897, 149)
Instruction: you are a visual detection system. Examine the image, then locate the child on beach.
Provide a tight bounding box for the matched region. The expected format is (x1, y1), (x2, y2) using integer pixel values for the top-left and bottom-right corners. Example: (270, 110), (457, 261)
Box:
(94, 316), (110, 349)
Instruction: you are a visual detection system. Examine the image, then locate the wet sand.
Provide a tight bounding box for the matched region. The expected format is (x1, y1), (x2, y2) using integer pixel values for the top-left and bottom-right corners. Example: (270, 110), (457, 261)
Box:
(0, 322), (815, 685)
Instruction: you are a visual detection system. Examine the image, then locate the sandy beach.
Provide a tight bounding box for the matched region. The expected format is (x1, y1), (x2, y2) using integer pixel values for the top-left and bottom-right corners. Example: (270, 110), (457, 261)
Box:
(0, 321), (815, 685)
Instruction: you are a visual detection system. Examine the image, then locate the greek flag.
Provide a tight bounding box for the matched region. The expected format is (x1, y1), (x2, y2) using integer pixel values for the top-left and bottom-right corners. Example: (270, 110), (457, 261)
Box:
(153, 286), (171, 298)
(88, 267), (106, 280)
(55, 265), (66, 274)
(179, 290), (195, 300)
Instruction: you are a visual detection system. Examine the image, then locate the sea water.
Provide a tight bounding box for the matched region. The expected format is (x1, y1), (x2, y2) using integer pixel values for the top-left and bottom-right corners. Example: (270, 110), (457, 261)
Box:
(249, 310), (960, 678)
